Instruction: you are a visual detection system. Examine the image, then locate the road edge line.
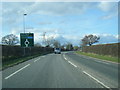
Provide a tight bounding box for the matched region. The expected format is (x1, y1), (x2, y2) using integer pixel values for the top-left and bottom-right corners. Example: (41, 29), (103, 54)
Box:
(5, 64), (30, 79)
(83, 71), (111, 89)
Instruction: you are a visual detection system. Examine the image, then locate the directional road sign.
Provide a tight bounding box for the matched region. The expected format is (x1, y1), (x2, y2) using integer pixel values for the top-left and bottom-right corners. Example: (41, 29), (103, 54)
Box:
(20, 33), (34, 47)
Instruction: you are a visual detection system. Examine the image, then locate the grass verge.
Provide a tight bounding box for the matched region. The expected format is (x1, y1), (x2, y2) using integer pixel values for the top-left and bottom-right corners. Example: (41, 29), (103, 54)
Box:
(2, 53), (50, 70)
(76, 51), (119, 63)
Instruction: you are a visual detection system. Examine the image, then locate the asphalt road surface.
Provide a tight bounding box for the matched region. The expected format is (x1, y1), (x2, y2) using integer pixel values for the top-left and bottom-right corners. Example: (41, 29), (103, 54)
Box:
(2, 52), (119, 89)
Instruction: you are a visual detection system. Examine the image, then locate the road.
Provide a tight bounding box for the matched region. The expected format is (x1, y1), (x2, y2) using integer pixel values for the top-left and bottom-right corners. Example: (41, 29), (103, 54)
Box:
(2, 52), (119, 88)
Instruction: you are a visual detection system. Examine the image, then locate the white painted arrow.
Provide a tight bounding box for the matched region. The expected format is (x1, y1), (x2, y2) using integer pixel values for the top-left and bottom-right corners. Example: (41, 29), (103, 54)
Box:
(24, 39), (30, 47)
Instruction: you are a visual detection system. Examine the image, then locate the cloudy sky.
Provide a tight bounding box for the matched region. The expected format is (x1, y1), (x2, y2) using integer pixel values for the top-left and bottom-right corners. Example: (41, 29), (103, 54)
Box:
(1, 1), (119, 46)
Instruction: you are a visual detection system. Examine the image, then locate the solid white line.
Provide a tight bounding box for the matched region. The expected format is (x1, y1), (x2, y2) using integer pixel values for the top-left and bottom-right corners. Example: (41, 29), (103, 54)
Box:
(68, 61), (77, 68)
(83, 71), (110, 89)
(5, 64), (30, 79)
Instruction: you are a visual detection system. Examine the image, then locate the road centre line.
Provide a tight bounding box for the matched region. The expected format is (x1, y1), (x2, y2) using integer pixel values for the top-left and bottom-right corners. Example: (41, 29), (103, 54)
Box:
(5, 64), (30, 80)
(63, 54), (67, 60)
(64, 57), (67, 60)
(63, 54), (77, 67)
(83, 71), (111, 89)
(68, 61), (77, 68)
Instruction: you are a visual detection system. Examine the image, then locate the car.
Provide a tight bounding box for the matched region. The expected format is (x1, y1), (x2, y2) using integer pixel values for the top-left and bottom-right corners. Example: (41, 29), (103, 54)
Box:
(54, 48), (61, 54)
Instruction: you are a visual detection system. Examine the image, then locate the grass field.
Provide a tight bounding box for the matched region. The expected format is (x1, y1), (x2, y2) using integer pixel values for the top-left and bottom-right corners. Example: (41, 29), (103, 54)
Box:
(76, 51), (119, 63)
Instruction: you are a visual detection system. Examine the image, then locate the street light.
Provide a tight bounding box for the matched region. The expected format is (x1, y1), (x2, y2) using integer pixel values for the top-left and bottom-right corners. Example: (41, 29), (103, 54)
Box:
(23, 14), (27, 33)
(23, 13), (27, 56)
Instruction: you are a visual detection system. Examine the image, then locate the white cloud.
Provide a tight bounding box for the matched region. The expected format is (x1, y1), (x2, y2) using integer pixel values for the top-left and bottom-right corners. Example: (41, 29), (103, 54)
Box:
(115, 34), (120, 40)
(11, 28), (23, 34)
(97, 2), (117, 12)
(97, 2), (118, 19)
(2, 2), (118, 45)
(101, 13), (117, 20)
(20, 2), (89, 16)
(91, 33), (118, 44)
(2, 2), (117, 27)
(39, 22), (52, 25)
(10, 27), (119, 45)
(11, 27), (82, 45)
(2, 2), (92, 17)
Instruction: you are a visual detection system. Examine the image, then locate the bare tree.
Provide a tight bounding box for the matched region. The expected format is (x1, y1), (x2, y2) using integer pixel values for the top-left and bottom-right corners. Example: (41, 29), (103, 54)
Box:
(73, 46), (79, 51)
(34, 43), (41, 47)
(81, 34), (100, 46)
(46, 37), (54, 47)
(42, 32), (46, 46)
(2, 34), (19, 45)
(53, 40), (61, 48)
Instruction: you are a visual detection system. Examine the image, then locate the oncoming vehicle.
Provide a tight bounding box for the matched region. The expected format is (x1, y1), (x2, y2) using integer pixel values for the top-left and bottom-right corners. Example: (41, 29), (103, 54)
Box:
(54, 48), (61, 54)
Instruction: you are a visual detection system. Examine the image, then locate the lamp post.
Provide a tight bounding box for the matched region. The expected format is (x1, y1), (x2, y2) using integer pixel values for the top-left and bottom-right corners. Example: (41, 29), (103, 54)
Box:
(23, 14), (27, 33)
(23, 14), (27, 56)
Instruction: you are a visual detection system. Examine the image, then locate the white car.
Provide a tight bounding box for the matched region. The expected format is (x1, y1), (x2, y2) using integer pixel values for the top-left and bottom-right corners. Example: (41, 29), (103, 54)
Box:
(54, 48), (61, 54)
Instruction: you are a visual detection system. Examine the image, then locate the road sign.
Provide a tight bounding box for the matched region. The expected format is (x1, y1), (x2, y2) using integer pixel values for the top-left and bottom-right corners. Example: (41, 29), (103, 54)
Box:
(20, 33), (34, 47)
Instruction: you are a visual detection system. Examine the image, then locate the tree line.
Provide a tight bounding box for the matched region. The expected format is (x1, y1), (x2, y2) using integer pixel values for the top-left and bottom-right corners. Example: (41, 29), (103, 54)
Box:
(1, 34), (100, 50)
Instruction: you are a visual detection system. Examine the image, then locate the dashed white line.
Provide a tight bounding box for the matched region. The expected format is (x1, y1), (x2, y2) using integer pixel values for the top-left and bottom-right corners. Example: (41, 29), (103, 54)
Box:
(63, 54), (77, 67)
(5, 64), (30, 80)
(63, 54), (67, 61)
(68, 61), (77, 68)
(64, 57), (67, 60)
(34, 58), (40, 62)
(83, 71), (110, 89)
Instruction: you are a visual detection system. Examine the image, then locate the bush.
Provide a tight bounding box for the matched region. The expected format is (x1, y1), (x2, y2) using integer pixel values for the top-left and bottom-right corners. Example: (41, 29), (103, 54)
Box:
(82, 43), (119, 57)
(2, 45), (53, 63)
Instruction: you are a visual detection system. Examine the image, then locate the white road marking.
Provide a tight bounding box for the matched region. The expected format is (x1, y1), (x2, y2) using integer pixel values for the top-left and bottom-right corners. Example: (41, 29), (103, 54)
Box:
(34, 58), (40, 62)
(64, 57), (67, 60)
(68, 61), (77, 68)
(63, 54), (67, 61)
(5, 64), (30, 79)
(83, 71), (111, 89)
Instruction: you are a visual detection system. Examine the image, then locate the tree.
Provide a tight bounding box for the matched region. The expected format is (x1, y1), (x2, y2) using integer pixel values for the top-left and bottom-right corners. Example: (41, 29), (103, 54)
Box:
(45, 37), (54, 47)
(2, 34), (19, 45)
(61, 44), (66, 50)
(66, 43), (73, 50)
(34, 43), (41, 47)
(81, 34), (100, 46)
(53, 40), (61, 48)
(73, 46), (79, 51)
